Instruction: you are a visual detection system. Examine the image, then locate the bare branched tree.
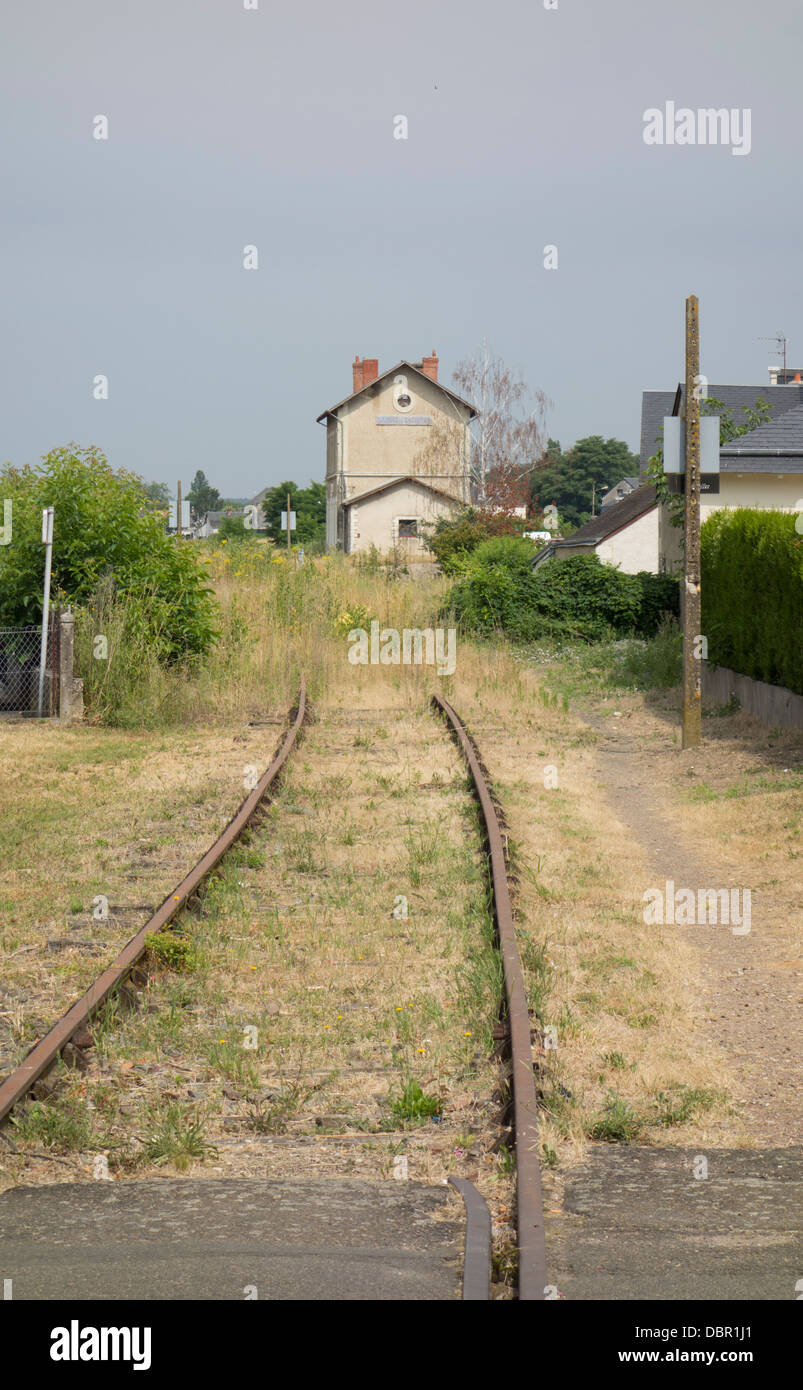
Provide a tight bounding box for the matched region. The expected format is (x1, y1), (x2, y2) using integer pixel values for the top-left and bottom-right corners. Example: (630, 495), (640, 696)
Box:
(452, 339), (551, 504)
(411, 418), (469, 500)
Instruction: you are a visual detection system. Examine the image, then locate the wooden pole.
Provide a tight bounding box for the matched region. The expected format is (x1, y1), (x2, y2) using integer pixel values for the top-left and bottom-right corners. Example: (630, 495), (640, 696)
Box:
(177, 480), (182, 541)
(682, 296), (702, 749)
(287, 490), (291, 555)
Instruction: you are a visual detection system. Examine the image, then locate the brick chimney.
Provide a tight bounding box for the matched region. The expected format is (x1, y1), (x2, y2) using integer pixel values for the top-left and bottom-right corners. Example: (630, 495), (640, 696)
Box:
(352, 355), (379, 393)
(420, 350), (439, 382)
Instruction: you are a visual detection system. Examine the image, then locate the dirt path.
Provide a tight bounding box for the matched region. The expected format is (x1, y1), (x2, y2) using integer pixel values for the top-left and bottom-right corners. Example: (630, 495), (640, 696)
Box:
(584, 697), (802, 1147)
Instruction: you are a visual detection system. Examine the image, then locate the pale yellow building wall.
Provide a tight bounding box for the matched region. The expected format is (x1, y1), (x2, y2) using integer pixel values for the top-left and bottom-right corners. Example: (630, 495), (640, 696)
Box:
(337, 372), (471, 503)
(346, 480), (459, 556)
(660, 473), (802, 573)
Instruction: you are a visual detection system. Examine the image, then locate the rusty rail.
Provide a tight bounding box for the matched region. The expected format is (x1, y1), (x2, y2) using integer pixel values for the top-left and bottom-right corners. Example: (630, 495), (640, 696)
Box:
(433, 694), (547, 1302)
(0, 682), (307, 1126)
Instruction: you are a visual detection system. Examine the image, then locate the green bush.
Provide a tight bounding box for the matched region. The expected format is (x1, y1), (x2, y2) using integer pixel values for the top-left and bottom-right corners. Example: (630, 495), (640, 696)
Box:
(426, 511), (493, 573)
(467, 535), (537, 576)
(446, 553), (678, 643)
(216, 515), (253, 542)
(425, 507), (527, 573)
(0, 445), (217, 661)
(701, 509), (803, 694)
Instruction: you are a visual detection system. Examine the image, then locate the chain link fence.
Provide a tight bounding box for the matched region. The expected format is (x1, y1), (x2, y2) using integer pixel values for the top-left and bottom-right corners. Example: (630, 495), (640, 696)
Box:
(0, 615), (60, 715)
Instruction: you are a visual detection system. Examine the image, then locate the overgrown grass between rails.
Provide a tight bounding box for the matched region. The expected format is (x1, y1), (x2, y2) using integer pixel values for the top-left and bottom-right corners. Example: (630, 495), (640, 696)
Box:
(140, 1101), (217, 1170)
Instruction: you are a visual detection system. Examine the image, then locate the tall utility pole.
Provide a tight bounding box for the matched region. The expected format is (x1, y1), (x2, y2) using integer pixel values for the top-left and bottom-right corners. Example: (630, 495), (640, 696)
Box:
(176, 480), (182, 541)
(682, 296), (702, 749)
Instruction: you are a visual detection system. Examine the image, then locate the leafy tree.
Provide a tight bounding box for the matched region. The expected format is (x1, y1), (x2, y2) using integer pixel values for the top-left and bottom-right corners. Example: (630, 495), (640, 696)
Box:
(261, 480), (326, 545)
(529, 436), (640, 529)
(0, 445), (217, 658)
(141, 480), (171, 511)
(186, 470), (221, 520)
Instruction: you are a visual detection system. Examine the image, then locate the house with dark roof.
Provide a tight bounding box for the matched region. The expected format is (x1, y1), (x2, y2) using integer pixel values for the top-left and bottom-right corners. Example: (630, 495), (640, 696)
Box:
(643, 379), (803, 572)
(533, 375), (803, 577)
(195, 508), (245, 539)
(317, 351), (477, 554)
(532, 485), (659, 573)
(639, 382), (803, 471)
(600, 476), (641, 510)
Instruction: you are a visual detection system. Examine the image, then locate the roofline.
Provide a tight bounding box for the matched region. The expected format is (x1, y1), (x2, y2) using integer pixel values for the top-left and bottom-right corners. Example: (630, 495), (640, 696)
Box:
(341, 475), (463, 507)
(316, 360), (478, 423)
(720, 447), (803, 457)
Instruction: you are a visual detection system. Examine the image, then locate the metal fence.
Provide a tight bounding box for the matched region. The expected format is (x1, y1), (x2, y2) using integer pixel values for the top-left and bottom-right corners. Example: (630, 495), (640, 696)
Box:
(0, 615), (60, 715)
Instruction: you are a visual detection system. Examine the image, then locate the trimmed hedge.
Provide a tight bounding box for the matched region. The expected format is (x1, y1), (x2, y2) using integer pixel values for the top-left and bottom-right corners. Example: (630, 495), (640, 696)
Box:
(701, 509), (803, 695)
(446, 552), (679, 642)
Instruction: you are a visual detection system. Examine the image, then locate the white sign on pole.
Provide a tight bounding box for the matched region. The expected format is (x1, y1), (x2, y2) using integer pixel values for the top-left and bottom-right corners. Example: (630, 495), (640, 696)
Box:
(662, 415), (720, 473)
(281, 511), (297, 531)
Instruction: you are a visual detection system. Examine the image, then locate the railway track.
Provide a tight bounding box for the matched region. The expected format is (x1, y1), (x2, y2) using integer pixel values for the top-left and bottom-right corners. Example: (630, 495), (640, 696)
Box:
(0, 680), (547, 1300)
(0, 683), (309, 1125)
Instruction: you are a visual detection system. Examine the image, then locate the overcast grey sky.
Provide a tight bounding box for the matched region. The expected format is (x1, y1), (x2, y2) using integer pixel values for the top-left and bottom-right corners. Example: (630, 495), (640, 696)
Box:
(2, 0), (801, 498)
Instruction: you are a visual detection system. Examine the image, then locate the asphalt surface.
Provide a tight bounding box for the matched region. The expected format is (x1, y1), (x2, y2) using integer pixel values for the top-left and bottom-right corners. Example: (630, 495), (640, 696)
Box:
(544, 1146), (803, 1300)
(0, 1178), (464, 1300)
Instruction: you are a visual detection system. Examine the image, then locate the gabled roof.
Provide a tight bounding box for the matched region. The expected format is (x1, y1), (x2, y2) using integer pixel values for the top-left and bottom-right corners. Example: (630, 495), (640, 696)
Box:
(639, 384), (803, 467)
(341, 476), (462, 508)
(601, 476), (640, 504)
(316, 361), (478, 423)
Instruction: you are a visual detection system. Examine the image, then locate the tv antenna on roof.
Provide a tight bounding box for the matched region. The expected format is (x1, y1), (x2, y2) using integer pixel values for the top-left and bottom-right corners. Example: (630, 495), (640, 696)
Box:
(760, 331), (788, 376)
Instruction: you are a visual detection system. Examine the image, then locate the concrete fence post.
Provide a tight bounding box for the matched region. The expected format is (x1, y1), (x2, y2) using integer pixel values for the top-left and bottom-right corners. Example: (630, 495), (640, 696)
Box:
(58, 608), (74, 723)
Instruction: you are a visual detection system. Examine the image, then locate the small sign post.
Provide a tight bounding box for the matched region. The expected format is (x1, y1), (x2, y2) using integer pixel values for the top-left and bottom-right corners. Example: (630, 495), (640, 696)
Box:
(281, 494), (296, 555)
(37, 506), (54, 716)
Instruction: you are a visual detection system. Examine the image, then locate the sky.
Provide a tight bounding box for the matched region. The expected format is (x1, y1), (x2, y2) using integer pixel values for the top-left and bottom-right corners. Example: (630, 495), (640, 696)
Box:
(2, 0), (802, 501)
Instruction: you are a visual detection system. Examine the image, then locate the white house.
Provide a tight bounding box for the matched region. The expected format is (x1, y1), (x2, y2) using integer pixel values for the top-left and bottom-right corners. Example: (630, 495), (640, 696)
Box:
(532, 485), (660, 573)
(535, 381), (803, 575)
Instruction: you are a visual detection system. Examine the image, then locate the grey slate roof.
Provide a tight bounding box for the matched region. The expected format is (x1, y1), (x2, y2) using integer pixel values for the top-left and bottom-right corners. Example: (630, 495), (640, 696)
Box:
(719, 402), (803, 453)
(601, 476), (641, 507)
(640, 385), (803, 467)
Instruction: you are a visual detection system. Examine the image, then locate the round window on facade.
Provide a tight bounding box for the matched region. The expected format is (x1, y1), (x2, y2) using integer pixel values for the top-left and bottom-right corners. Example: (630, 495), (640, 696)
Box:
(393, 374), (415, 413)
